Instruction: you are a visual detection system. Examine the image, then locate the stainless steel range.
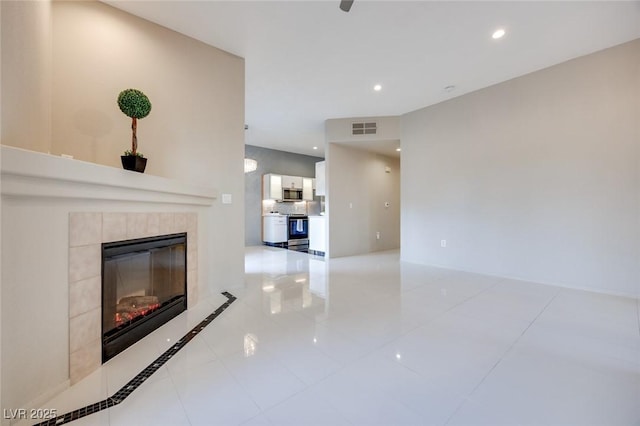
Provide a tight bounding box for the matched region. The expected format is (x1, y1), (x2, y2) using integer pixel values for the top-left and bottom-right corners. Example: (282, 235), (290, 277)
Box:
(287, 214), (309, 252)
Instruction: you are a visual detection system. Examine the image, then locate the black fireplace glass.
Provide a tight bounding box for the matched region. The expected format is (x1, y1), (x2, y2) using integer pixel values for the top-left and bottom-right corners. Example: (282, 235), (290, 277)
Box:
(102, 233), (187, 362)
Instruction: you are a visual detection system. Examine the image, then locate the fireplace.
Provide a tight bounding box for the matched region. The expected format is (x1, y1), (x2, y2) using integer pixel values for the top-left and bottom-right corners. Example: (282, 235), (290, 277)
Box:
(102, 233), (187, 362)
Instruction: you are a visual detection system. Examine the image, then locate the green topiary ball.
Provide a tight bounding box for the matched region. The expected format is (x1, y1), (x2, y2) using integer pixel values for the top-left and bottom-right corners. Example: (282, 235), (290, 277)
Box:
(117, 89), (152, 119)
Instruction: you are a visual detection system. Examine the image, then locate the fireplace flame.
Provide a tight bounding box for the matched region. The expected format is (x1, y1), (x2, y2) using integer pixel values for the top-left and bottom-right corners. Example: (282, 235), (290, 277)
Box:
(115, 295), (161, 327)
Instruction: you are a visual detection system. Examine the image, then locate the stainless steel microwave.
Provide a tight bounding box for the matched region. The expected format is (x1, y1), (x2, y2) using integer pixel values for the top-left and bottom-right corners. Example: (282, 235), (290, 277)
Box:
(282, 188), (303, 201)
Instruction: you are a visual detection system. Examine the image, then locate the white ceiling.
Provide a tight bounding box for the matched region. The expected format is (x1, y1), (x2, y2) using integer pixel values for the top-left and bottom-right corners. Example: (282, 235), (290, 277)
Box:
(105, 1), (640, 158)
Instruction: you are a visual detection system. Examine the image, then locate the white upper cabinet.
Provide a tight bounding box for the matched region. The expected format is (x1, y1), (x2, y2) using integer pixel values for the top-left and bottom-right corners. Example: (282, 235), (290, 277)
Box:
(263, 173), (282, 200)
(281, 175), (303, 189)
(315, 161), (326, 196)
(263, 173), (317, 201)
(302, 177), (313, 200)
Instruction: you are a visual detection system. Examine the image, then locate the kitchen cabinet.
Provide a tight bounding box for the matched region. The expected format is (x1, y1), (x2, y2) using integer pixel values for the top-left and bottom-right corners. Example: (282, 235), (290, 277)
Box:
(308, 215), (326, 253)
(263, 173), (316, 201)
(263, 174), (282, 200)
(315, 161), (326, 196)
(282, 175), (303, 189)
(263, 215), (287, 243)
(302, 177), (314, 200)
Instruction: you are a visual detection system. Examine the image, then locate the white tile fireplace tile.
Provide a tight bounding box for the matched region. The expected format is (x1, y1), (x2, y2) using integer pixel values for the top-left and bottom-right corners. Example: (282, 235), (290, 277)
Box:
(70, 338), (101, 385)
(187, 212), (197, 234)
(188, 268), (198, 307)
(159, 213), (175, 235)
(102, 213), (127, 243)
(174, 213), (187, 232)
(187, 247), (197, 272)
(70, 308), (101, 353)
(127, 213), (149, 240)
(147, 213), (161, 236)
(69, 276), (101, 318)
(69, 244), (101, 283)
(69, 212), (102, 247)
(187, 232), (198, 254)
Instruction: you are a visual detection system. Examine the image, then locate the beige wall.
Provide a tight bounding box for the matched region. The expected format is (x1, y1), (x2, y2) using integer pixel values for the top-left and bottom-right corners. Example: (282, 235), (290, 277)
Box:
(50, 1), (244, 186)
(401, 39), (640, 297)
(1, 0), (245, 413)
(1, 0), (52, 153)
(327, 143), (400, 258)
(7, 0), (247, 292)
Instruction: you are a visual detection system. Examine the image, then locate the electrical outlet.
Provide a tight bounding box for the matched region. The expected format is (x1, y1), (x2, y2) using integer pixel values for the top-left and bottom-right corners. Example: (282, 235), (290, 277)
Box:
(376, 231), (380, 240)
(440, 239), (447, 248)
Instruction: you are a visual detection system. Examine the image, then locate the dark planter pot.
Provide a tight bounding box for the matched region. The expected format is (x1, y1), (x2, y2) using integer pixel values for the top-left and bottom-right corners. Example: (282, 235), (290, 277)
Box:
(121, 156), (147, 173)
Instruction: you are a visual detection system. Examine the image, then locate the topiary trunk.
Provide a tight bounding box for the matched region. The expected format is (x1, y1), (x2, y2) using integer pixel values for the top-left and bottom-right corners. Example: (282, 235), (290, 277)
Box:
(131, 117), (138, 155)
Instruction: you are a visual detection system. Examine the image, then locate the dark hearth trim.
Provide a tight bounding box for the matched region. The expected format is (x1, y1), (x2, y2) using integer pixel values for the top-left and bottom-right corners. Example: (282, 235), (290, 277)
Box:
(34, 292), (236, 426)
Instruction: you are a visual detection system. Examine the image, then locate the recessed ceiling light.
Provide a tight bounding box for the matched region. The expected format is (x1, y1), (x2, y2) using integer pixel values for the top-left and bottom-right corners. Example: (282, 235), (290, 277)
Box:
(373, 84), (382, 91)
(313, 146), (318, 150)
(396, 148), (401, 152)
(444, 85), (456, 93)
(492, 28), (506, 39)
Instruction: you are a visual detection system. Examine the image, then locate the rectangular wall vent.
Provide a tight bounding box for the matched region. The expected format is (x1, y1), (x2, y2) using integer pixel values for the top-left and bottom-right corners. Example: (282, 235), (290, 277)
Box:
(352, 122), (377, 135)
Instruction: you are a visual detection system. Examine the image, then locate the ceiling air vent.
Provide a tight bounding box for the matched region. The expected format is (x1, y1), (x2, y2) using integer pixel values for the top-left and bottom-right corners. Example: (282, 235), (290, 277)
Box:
(352, 122), (377, 136)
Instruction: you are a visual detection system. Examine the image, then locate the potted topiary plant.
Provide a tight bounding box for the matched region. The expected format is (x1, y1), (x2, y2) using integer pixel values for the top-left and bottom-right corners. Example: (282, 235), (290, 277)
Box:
(117, 88), (152, 173)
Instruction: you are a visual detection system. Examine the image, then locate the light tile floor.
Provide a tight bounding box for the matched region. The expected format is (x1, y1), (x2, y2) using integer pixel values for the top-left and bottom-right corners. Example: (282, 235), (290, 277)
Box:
(31, 247), (640, 425)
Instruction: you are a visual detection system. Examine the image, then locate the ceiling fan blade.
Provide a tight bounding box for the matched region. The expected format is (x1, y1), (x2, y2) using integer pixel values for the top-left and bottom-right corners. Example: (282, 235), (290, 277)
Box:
(339, 0), (354, 12)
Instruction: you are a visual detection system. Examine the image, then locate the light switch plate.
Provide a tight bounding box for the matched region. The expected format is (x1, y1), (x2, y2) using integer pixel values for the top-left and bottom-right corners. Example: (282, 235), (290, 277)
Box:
(222, 194), (232, 204)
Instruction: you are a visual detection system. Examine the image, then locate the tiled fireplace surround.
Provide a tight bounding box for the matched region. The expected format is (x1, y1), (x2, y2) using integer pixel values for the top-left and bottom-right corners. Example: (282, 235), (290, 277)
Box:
(1, 146), (218, 414)
(68, 212), (198, 384)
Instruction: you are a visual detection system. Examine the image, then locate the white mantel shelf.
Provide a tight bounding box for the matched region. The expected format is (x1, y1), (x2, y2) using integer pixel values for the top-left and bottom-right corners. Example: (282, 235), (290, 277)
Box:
(1, 145), (217, 205)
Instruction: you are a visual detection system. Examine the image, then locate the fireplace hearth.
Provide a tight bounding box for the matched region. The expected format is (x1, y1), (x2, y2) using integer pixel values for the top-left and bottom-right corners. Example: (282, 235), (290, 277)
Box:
(102, 233), (187, 362)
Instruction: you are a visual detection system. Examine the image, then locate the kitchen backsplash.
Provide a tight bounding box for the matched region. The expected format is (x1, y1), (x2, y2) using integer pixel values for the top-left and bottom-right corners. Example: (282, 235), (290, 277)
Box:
(263, 199), (321, 216)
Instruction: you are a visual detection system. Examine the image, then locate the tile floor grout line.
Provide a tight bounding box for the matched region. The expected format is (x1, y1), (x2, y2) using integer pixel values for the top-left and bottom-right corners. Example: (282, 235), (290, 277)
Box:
(325, 278), (507, 383)
(281, 279), (509, 424)
(303, 277), (499, 426)
(31, 292), (236, 426)
(473, 287), (561, 391)
(215, 353), (278, 416)
(396, 278), (504, 339)
(212, 316), (269, 416)
(163, 343), (198, 426)
(375, 281), (505, 398)
(336, 278), (501, 345)
(442, 287), (562, 426)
